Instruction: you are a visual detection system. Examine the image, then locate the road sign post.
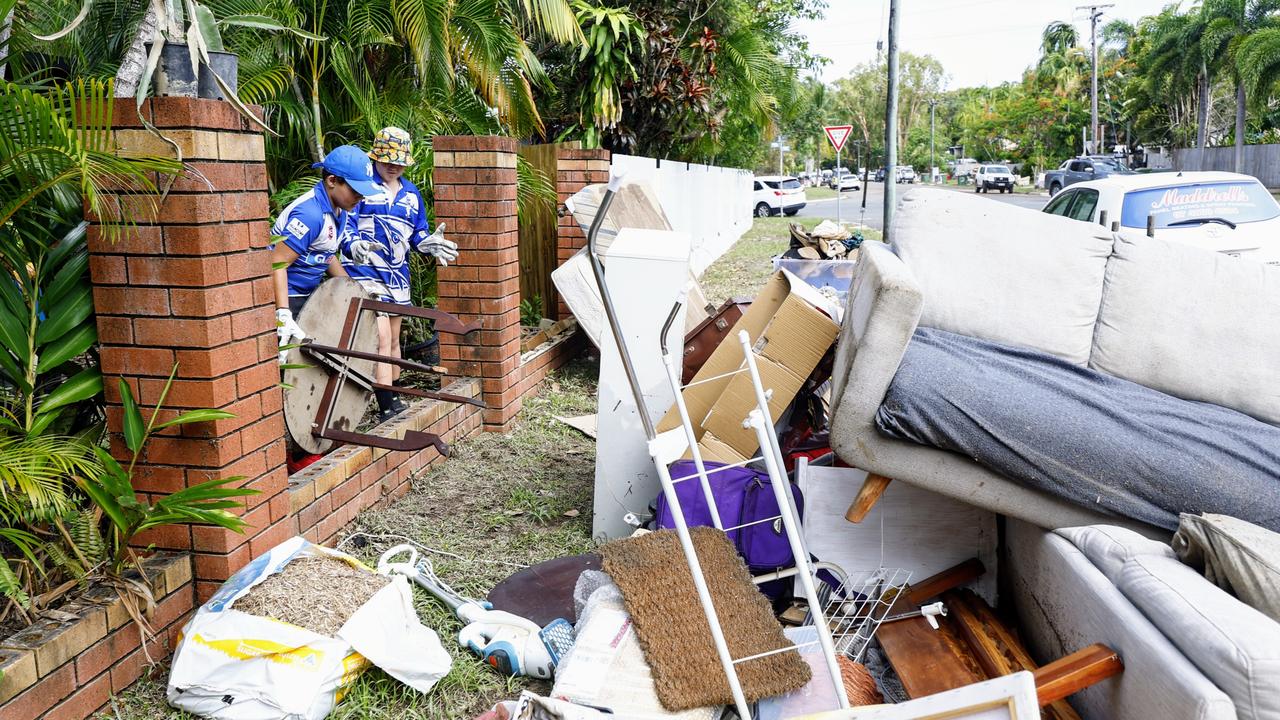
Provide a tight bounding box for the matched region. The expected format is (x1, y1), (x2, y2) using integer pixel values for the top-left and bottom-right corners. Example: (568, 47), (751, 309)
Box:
(823, 125), (853, 227)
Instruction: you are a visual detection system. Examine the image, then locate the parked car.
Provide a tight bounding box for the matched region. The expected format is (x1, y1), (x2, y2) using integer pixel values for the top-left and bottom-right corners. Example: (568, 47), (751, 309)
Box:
(1040, 171), (1280, 265)
(1043, 155), (1133, 196)
(973, 164), (1016, 193)
(895, 166), (917, 184)
(830, 169), (860, 191)
(752, 175), (807, 217)
(873, 167), (886, 182)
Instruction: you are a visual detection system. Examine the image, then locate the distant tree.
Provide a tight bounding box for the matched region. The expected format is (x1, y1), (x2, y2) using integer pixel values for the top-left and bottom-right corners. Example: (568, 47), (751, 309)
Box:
(1201, 0), (1280, 170)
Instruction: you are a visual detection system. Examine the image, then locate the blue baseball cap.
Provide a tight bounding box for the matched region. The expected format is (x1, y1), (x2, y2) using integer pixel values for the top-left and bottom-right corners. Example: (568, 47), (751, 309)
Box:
(312, 145), (384, 196)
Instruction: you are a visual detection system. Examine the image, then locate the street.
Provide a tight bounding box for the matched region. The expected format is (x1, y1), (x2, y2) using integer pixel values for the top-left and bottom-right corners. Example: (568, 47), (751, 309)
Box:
(795, 182), (1047, 229)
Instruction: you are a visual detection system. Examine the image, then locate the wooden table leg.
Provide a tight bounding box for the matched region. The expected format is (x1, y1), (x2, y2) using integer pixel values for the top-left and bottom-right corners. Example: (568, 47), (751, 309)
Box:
(845, 473), (893, 522)
(1033, 643), (1124, 706)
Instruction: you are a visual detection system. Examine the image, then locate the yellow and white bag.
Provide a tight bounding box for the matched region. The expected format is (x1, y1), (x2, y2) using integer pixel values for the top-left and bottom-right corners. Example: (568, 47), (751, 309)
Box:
(167, 536), (451, 719)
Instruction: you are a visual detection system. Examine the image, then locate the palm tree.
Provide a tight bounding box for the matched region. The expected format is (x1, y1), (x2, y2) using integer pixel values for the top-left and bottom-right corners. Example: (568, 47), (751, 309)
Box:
(204, 0), (579, 190)
(0, 78), (179, 612)
(1201, 0), (1280, 171)
(1138, 5), (1213, 158)
(1037, 21), (1089, 97)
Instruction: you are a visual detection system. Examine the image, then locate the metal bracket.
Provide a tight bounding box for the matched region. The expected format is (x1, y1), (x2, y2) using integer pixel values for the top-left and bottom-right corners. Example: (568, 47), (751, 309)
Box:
(318, 427), (451, 456)
(309, 298), (483, 453)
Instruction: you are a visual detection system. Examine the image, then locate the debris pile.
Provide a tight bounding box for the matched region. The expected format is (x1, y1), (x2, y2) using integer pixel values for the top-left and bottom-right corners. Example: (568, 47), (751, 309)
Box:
(787, 220), (863, 260)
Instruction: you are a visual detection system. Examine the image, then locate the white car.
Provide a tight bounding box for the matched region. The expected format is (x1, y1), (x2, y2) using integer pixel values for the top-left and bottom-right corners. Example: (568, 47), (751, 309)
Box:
(832, 170), (860, 192)
(973, 164), (1016, 193)
(753, 175), (807, 217)
(1041, 171), (1280, 265)
(895, 166), (917, 184)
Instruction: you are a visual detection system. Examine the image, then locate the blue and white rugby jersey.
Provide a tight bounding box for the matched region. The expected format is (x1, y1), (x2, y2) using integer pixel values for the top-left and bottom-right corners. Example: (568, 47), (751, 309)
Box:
(341, 176), (431, 304)
(271, 181), (354, 298)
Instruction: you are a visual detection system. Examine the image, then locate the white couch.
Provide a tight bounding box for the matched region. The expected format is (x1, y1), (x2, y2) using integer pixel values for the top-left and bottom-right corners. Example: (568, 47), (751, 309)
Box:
(829, 188), (1280, 535)
(827, 188), (1280, 720)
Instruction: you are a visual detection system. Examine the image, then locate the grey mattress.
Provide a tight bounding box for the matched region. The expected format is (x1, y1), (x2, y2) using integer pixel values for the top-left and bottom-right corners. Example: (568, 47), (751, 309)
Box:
(874, 328), (1280, 531)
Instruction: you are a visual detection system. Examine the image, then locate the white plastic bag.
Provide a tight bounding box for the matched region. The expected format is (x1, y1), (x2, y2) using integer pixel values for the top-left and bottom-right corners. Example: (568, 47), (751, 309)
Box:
(167, 537), (451, 719)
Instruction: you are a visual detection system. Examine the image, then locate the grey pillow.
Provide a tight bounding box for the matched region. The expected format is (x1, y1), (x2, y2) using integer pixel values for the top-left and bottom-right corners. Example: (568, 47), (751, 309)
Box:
(1090, 234), (1280, 426)
(1174, 513), (1280, 624)
(1056, 525), (1176, 582)
(891, 188), (1113, 366)
(1117, 553), (1280, 720)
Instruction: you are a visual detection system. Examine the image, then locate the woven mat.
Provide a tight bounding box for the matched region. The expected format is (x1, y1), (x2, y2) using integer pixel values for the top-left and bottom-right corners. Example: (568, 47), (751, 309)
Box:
(600, 527), (811, 710)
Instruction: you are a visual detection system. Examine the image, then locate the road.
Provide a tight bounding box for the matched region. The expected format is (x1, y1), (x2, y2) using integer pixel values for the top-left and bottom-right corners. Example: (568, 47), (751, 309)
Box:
(794, 182), (1047, 229)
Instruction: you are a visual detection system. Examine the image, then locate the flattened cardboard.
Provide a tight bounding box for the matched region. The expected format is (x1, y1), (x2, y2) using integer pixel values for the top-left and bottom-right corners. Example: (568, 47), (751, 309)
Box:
(661, 271), (840, 464)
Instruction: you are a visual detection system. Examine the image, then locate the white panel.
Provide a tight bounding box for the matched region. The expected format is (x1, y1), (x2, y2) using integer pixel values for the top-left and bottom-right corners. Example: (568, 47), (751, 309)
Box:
(607, 155), (752, 279)
(797, 464), (999, 604)
(593, 228), (691, 541)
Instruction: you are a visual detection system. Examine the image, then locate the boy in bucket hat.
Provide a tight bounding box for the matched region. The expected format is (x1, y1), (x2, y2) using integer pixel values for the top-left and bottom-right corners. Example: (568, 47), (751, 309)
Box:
(270, 145), (384, 363)
(342, 127), (459, 421)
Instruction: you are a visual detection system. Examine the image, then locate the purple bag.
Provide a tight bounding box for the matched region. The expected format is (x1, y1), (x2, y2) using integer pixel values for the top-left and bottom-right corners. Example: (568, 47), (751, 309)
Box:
(654, 460), (803, 573)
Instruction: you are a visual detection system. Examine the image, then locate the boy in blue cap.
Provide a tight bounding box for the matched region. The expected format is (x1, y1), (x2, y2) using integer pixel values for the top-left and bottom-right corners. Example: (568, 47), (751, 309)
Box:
(270, 145), (384, 362)
(342, 127), (458, 421)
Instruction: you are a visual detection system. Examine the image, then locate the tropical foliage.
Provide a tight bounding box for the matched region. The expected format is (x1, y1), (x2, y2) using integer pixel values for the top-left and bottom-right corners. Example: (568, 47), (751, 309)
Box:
(88, 371), (257, 575)
(0, 77), (258, 625)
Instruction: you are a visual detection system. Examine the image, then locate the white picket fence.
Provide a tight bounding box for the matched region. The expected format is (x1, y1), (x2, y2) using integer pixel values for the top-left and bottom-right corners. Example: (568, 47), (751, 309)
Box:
(610, 154), (753, 276)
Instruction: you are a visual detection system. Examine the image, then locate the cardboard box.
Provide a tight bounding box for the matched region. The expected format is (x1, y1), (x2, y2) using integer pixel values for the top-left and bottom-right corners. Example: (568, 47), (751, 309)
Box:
(659, 270), (841, 463)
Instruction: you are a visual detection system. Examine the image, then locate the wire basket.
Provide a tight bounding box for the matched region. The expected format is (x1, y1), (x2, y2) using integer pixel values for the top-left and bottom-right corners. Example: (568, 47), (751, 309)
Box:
(803, 566), (912, 664)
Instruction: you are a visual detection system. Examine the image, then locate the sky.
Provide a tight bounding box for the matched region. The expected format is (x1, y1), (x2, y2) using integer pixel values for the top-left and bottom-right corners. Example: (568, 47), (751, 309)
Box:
(793, 0), (1179, 89)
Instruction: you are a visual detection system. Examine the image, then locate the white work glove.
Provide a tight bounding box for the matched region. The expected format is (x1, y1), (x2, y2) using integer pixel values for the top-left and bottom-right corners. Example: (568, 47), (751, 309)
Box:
(276, 308), (307, 364)
(347, 238), (378, 264)
(416, 223), (459, 267)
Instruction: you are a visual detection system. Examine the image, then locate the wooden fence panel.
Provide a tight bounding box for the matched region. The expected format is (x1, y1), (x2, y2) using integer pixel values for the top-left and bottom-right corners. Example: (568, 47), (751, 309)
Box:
(517, 143), (561, 321)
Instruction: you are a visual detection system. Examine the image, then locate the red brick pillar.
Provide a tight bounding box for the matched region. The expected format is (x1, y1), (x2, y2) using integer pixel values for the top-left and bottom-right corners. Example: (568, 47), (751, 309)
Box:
(89, 98), (290, 602)
(432, 136), (522, 429)
(554, 146), (611, 319)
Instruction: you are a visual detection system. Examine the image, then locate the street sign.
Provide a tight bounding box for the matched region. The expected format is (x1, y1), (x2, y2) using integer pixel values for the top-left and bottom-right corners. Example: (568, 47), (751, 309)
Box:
(824, 125), (853, 153)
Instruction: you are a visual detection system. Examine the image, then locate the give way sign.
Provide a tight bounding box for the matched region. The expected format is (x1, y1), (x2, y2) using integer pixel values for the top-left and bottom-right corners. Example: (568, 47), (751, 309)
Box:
(824, 125), (853, 152)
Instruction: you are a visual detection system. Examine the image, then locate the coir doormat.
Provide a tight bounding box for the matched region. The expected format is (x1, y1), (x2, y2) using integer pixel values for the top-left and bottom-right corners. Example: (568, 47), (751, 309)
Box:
(600, 527), (811, 710)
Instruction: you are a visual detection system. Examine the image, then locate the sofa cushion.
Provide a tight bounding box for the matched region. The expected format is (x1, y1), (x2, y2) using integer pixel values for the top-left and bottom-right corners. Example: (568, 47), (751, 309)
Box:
(891, 188), (1113, 365)
(1174, 513), (1280, 624)
(1055, 525), (1176, 581)
(1117, 553), (1280, 720)
(1007, 519), (1236, 720)
(1090, 233), (1280, 426)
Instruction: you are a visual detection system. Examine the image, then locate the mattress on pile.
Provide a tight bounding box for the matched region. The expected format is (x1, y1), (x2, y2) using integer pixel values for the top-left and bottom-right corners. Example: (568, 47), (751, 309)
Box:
(875, 328), (1280, 532)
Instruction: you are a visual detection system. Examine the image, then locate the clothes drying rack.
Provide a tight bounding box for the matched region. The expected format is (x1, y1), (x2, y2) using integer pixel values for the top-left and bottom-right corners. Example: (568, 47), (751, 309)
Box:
(585, 176), (889, 718)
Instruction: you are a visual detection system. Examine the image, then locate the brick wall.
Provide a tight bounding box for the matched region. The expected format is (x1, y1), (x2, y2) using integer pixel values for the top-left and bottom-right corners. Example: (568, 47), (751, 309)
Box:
(0, 554), (193, 720)
(288, 379), (484, 545)
(88, 97), (290, 603)
(554, 146), (611, 319)
(433, 136), (524, 429)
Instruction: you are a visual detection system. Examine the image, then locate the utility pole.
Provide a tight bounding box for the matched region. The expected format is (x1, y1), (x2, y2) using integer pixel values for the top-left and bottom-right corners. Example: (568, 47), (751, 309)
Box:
(884, 0), (900, 238)
(928, 99), (938, 184)
(1079, 4), (1113, 154)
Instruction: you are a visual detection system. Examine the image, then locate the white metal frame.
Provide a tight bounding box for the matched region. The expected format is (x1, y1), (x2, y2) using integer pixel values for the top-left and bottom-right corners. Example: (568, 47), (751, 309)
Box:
(648, 328), (850, 718)
(585, 177), (847, 718)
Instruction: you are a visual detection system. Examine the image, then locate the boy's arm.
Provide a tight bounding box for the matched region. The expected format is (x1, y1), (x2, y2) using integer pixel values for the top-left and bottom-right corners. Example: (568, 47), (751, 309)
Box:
(270, 243), (300, 310)
(326, 255), (349, 278)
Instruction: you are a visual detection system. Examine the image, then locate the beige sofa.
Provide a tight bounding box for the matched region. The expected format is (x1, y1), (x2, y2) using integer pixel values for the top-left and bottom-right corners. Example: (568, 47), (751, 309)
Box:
(827, 188), (1280, 720)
